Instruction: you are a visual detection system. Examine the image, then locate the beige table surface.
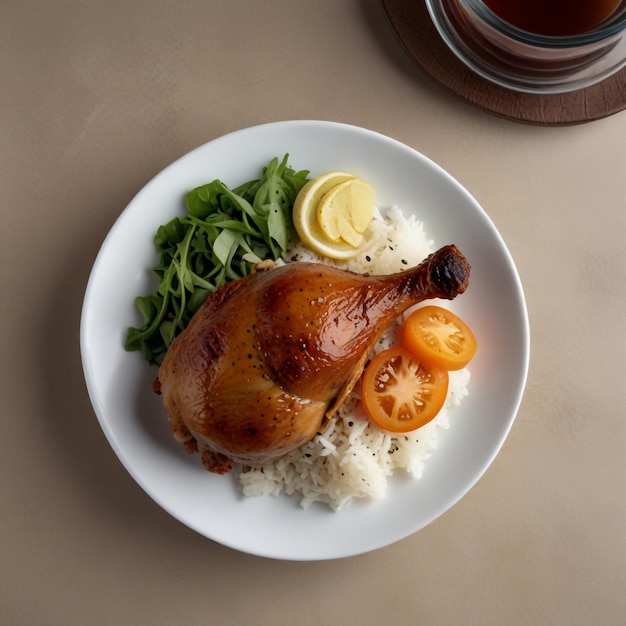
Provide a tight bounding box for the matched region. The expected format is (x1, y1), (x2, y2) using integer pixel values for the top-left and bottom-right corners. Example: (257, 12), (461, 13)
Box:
(2, 1), (625, 624)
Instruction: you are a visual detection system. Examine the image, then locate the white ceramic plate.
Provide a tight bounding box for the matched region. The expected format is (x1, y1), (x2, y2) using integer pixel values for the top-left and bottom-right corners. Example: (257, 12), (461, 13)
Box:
(80, 120), (529, 560)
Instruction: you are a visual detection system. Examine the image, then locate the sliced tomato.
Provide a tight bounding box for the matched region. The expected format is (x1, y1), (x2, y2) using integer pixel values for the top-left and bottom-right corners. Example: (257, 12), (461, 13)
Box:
(402, 305), (477, 371)
(361, 346), (448, 433)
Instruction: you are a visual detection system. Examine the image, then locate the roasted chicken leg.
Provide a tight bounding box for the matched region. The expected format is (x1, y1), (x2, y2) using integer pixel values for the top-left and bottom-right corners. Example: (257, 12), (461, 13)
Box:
(155, 244), (470, 473)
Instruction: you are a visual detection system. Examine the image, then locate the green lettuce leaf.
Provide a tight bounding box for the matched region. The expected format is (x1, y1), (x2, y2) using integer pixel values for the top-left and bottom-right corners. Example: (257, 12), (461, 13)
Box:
(124, 154), (309, 365)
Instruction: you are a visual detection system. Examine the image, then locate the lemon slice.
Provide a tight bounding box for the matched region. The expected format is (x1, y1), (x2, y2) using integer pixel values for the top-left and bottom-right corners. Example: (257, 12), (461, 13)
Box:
(293, 171), (376, 260)
(293, 171), (357, 258)
(317, 178), (376, 247)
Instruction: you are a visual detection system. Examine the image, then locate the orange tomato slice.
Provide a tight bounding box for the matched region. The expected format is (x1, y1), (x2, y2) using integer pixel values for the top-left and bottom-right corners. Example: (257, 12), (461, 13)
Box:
(361, 346), (449, 433)
(402, 305), (477, 371)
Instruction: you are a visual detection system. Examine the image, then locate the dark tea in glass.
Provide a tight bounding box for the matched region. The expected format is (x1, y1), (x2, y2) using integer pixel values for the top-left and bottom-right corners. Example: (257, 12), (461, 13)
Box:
(482, 0), (620, 36)
(425, 0), (626, 93)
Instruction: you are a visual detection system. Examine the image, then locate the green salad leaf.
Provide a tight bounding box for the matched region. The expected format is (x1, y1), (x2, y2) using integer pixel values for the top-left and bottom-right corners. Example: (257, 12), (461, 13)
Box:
(125, 154), (309, 365)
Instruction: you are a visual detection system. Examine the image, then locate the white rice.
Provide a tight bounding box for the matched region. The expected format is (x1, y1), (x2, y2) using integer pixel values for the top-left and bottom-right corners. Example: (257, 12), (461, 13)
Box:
(238, 206), (471, 510)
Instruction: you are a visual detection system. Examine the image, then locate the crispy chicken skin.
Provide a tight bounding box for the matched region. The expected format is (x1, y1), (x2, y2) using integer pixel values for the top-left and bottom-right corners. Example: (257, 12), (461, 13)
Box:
(154, 245), (470, 473)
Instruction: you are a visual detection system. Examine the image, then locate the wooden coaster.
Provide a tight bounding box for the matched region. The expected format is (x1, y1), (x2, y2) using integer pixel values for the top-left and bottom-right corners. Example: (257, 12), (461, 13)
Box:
(380, 0), (626, 125)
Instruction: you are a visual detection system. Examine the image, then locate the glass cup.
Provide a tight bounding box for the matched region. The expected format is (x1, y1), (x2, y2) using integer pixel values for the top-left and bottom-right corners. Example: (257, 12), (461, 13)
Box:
(425, 0), (626, 93)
